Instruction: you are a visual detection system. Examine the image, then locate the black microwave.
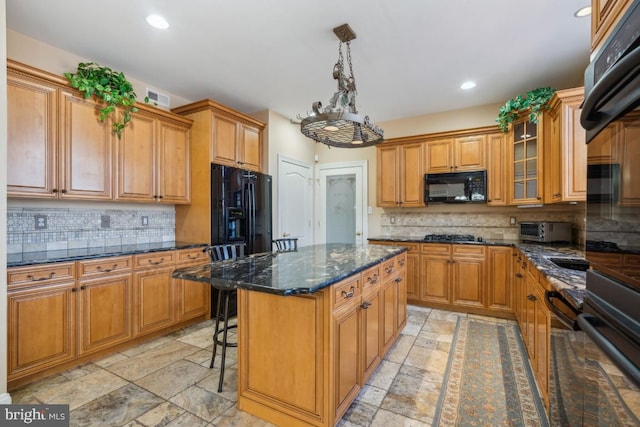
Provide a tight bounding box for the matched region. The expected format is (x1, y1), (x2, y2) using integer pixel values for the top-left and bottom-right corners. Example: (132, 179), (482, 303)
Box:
(424, 170), (487, 203)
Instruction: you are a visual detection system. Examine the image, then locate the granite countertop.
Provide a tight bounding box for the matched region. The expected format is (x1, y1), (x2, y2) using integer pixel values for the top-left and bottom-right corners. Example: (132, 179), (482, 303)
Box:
(172, 243), (408, 296)
(368, 236), (586, 310)
(7, 241), (208, 267)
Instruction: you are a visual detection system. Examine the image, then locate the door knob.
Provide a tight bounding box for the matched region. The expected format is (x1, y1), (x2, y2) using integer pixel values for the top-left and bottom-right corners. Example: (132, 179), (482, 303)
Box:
(283, 233), (290, 237)
(355, 232), (362, 236)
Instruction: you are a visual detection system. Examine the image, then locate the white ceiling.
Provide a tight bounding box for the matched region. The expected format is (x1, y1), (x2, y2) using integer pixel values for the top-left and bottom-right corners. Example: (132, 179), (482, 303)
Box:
(6, 0), (591, 125)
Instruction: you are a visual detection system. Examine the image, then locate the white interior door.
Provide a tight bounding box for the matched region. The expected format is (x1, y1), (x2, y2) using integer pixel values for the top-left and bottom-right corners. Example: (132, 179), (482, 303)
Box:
(277, 155), (313, 247)
(316, 161), (367, 245)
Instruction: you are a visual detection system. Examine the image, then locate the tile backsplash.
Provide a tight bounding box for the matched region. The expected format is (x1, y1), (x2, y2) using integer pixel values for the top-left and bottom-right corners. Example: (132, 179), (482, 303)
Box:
(7, 202), (176, 254)
(379, 204), (585, 243)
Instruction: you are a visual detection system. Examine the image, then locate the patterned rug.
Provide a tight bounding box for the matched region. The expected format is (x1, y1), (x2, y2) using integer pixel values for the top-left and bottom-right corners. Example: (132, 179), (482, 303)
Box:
(433, 318), (548, 426)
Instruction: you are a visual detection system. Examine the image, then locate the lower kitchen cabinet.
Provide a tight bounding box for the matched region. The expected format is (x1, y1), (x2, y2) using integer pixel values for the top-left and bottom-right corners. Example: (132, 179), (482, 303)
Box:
(6, 247), (209, 389)
(485, 246), (514, 314)
(333, 295), (361, 419)
(368, 241), (419, 301)
(133, 251), (177, 337)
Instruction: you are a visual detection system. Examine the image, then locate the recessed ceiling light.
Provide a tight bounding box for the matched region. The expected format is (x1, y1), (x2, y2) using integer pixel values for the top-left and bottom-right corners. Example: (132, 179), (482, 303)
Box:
(460, 81), (476, 90)
(574, 6), (591, 18)
(146, 14), (169, 29)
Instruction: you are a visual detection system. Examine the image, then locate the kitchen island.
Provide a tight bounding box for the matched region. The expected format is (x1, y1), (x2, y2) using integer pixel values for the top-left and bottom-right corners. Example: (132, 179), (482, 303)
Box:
(173, 243), (408, 427)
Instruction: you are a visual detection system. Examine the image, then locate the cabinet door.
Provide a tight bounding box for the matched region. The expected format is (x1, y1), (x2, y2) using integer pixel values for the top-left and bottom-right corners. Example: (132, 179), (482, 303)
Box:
(376, 145), (399, 207)
(454, 135), (485, 171)
(158, 119), (191, 204)
(381, 278), (397, 354)
(7, 282), (76, 379)
(59, 90), (113, 200)
(333, 303), (361, 420)
(116, 110), (156, 202)
(78, 273), (132, 355)
(405, 252), (420, 300)
(361, 289), (381, 382)
(534, 293), (550, 405)
(544, 105), (563, 203)
(238, 124), (262, 172)
(425, 139), (453, 173)
(509, 118), (543, 204)
(592, 0), (634, 52)
(524, 280), (537, 358)
(175, 278), (210, 322)
(212, 114), (239, 167)
(395, 271), (407, 333)
(7, 74), (58, 198)
(487, 133), (507, 206)
(451, 256), (484, 309)
(399, 142), (425, 207)
(133, 266), (175, 337)
(486, 247), (513, 313)
(562, 100), (587, 201)
(420, 255), (451, 304)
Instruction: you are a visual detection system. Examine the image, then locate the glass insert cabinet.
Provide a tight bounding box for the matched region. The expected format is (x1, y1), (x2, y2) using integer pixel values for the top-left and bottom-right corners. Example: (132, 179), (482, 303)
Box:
(510, 116), (543, 204)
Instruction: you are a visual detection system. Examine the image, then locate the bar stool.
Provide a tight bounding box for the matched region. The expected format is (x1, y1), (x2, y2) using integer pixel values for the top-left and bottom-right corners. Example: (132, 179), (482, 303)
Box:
(203, 243), (245, 392)
(272, 238), (298, 252)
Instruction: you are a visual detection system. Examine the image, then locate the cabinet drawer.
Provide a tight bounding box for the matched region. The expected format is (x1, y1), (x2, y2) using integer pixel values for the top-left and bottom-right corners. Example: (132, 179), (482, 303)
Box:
(333, 276), (361, 310)
(176, 247), (208, 265)
(361, 265), (381, 291)
(78, 256), (132, 278)
(452, 245), (485, 257)
(394, 253), (408, 271)
(380, 258), (397, 280)
(622, 254), (640, 268)
(420, 243), (451, 255)
(134, 251), (176, 269)
(8, 262), (76, 288)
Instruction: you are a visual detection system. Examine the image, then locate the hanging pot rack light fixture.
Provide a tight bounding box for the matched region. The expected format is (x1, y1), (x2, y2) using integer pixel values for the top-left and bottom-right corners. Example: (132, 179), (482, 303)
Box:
(298, 23), (384, 148)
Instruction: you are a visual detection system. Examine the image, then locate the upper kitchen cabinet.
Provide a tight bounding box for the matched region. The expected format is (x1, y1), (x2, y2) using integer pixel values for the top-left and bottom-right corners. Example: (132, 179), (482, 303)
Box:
(591, 0), (635, 53)
(425, 135), (486, 173)
(508, 115), (544, 205)
(486, 132), (508, 206)
(543, 87), (587, 203)
(8, 61), (113, 200)
(116, 105), (192, 204)
(172, 99), (265, 173)
(376, 141), (425, 208)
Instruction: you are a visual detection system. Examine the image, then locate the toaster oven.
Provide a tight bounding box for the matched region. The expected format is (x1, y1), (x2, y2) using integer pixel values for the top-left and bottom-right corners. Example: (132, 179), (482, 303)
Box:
(519, 221), (572, 243)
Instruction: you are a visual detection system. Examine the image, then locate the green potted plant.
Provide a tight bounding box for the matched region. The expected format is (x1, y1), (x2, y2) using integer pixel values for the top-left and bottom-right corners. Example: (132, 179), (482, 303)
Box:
(495, 87), (556, 133)
(64, 62), (148, 138)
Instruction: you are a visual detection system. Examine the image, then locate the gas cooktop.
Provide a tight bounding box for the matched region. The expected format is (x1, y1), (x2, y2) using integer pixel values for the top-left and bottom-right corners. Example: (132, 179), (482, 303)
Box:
(423, 234), (477, 242)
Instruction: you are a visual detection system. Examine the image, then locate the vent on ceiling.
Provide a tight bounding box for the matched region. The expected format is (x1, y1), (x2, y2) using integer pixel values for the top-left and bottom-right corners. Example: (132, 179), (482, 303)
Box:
(145, 89), (170, 108)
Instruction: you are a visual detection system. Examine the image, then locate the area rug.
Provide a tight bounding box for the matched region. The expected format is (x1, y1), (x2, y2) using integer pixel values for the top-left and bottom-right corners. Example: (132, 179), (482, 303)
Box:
(433, 318), (549, 426)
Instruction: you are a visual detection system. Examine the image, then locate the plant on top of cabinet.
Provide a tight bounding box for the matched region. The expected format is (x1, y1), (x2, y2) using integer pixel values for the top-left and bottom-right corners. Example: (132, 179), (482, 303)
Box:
(64, 62), (149, 138)
(496, 87), (556, 133)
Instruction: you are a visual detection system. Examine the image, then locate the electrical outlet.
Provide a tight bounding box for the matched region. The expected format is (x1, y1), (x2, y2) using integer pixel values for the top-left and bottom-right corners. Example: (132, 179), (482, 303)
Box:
(390, 215), (396, 224)
(510, 216), (516, 226)
(141, 216), (149, 226)
(35, 214), (47, 230)
(101, 215), (110, 228)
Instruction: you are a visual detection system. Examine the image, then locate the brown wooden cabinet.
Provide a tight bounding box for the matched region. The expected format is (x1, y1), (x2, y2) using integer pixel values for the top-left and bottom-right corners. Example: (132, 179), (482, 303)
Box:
(376, 141), (425, 207)
(133, 251), (177, 337)
(116, 108), (192, 204)
(508, 115), (544, 205)
(543, 87), (587, 203)
(175, 248), (211, 321)
(425, 135), (486, 173)
(77, 256), (133, 356)
(237, 252), (407, 427)
(486, 246), (513, 314)
(368, 241), (419, 302)
(7, 262), (77, 381)
(592, 0), (634, 53)
(487, 132), (508, 206)
(172, 100), (266, 243)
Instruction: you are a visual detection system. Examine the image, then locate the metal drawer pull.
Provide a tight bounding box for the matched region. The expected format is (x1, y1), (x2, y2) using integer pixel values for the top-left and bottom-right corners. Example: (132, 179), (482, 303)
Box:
(27, 272), (55, 281)
(341, 286), (356, 298)
(394, 277), (402, 283)
(399, 259), (405, 266)
(148, 258), (165, 265)
(385, 266), (393, 273)
(361, 301), (371, 309)
(527, 294), (537, 301)
(367, 274), (378, 284)
(97, 264), (118, 273)
(187, 254), (200, 260)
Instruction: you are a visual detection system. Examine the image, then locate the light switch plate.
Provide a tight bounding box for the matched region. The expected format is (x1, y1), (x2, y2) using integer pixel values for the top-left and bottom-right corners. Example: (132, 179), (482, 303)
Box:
(141, 216), (149, 226)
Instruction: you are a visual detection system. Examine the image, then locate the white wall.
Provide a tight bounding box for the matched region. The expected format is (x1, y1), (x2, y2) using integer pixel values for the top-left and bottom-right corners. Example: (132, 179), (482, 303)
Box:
(1, 0), (11, 404)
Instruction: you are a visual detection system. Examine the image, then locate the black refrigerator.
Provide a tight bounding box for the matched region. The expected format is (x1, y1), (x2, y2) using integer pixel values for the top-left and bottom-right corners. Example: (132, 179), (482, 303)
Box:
(210, 163), (273, 316)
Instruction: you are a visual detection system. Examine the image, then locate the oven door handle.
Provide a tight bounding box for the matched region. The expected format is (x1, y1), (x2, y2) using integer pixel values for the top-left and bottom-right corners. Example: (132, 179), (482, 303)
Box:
(577, 313), (640, 387)
(544, 290), (581, 330)
(581, 44), (640, 132)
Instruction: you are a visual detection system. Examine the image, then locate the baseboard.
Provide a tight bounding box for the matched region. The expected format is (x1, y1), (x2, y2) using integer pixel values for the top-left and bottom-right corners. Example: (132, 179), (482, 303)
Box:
(0, 392), (12, 404)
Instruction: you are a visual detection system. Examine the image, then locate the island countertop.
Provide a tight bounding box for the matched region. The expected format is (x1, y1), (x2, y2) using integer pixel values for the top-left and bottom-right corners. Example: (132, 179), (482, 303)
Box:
(172, 243), (408, 295)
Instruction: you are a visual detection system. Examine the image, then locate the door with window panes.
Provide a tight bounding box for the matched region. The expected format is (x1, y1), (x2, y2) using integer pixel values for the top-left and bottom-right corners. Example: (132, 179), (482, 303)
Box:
(509, 117), (543, 204)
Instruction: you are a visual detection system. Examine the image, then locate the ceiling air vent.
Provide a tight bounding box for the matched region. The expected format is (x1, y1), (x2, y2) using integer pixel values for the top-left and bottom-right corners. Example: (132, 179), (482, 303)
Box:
(145, 89), (170, 108)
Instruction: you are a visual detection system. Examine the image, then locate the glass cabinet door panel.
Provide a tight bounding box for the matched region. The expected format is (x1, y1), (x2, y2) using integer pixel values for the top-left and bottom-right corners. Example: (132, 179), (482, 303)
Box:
(526, 139), (538, 158)
(514, 162), (524, 180)
(526, 180), (537, 199)
(526, 121), (537, 137)
(515, 142), (525, 161)
(515, 182), (525, 199)
(514, 123), (525, 141)
(526, 159), (537, 178)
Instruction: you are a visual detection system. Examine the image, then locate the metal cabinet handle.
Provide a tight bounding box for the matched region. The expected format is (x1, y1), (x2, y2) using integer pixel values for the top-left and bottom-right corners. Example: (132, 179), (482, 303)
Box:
(71, 288), (78, 292)
(527, 294), (537, 301)
(27, 272), (55, 281)
(515, 273), (524, 278)
(367, 274), (378, 284)
(61, 189), (67, 194)
(97, 264), (118, 273)
(187, 254), (200, 260)
(341, 286), (356, 298)
(80, 285), (86, 291)
(148, 258), (165, 265)
(398, 259), (405, 266)
(361, 301), (371, 309)
(385, 266), (394, 273)
(394, 277), (402, 283)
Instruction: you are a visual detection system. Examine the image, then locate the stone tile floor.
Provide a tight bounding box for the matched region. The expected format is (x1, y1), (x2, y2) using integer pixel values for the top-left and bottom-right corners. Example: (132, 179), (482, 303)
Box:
(10, 306), (516, 426)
